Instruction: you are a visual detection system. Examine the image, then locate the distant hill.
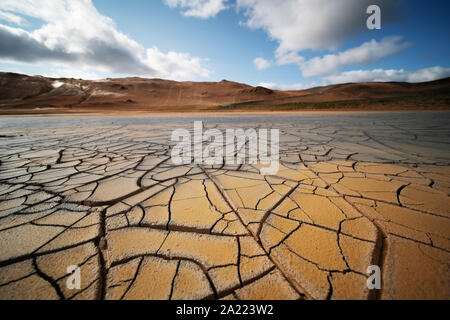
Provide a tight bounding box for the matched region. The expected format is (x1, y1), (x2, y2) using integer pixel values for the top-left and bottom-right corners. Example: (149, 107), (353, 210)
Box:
(0, 72), (449, 114)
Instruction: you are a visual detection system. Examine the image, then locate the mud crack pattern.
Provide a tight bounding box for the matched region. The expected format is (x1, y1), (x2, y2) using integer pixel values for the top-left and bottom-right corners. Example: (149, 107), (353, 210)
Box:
(0, 118), (449, 300)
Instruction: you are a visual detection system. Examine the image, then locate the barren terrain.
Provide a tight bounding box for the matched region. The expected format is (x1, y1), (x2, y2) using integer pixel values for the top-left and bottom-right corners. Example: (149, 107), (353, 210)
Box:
(0, 113), (449, 300)
(0, 72), (449, 114)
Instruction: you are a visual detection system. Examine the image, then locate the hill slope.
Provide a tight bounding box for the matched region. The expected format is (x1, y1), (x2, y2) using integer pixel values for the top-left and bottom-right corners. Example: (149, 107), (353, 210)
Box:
(0, 72), (449, 114)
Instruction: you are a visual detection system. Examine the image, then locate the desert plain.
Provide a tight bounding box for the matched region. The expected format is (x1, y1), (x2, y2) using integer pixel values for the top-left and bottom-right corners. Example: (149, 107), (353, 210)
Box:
(0, 112), (449, 300)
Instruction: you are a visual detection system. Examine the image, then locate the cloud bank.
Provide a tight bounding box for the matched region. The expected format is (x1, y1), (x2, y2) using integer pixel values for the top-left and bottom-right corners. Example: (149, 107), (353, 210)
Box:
(259, 67), (450, 91)
(299, 37), (411, 77)
(0, 0), (209, 80)
(324, 67), (450, 84)
(237, 0), (400, 54)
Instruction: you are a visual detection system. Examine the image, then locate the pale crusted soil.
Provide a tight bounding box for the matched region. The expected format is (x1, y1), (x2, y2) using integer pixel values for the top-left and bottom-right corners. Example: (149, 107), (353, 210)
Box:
(0, 120), (449, 300)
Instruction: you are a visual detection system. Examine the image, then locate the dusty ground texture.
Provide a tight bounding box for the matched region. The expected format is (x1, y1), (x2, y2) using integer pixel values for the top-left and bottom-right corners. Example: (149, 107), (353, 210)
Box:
(0, 115), (449, 300)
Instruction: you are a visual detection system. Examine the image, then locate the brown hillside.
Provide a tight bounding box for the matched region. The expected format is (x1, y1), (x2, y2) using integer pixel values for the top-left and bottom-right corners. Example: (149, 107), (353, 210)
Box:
(0, 72), (449, 114)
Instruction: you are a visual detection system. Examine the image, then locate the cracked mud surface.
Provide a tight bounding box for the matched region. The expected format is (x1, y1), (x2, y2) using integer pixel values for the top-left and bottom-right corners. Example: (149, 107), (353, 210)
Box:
(0, 114), (449, 300)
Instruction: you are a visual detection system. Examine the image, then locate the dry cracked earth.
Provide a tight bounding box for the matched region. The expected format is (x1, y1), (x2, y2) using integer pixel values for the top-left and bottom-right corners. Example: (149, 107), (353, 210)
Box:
(0, 115), (449, 300)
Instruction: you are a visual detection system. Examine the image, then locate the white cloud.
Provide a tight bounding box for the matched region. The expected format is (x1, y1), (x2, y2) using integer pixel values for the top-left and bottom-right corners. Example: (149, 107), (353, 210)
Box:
(237, 0), (399, 55)
(324, 67), (450, 84)
(0, 0), (210, 80)
(0, 10), (26, 25)
(164, 0), (228, 19)
(260, 66), (450, 89)
(259, 82), (314, 91)
(254, 52), (305, 71)
(275, 51), (304, 66)
(144, 47), (209, 79)
(300, 37), (411, 77)
(253, 57), (271, 71)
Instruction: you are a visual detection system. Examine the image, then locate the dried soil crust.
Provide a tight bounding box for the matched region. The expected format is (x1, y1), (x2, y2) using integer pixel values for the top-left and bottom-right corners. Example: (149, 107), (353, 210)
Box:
(0, 121), (449, 300)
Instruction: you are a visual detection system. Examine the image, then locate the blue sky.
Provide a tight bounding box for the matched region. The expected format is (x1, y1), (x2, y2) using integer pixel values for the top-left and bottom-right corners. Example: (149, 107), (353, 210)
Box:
(0, 0), (449, 89)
